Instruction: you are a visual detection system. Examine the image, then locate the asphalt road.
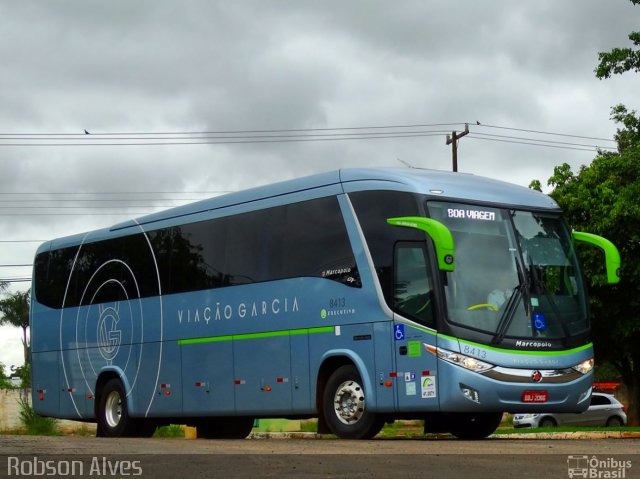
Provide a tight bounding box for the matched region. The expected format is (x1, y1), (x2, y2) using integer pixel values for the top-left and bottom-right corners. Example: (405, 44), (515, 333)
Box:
(1, 435), (639, 479)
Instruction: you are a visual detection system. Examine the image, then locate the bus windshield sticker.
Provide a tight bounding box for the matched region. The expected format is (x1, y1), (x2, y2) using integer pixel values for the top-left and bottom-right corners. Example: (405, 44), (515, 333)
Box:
(447, 208), (496, 221)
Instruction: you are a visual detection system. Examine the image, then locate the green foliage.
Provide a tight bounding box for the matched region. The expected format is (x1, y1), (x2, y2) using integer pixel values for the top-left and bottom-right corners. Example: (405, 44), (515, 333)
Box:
(17, 398), (59, 435)
(0, 362), (13, 389)
(153, 424), (184, 438)
(595, 0), (640, 80)
(528, 179), (542, 192)
(12, 364), (31, 389)
(534, 133), (640, 426)
(0, 289), (31, 366)
(610, 104), (640, 153)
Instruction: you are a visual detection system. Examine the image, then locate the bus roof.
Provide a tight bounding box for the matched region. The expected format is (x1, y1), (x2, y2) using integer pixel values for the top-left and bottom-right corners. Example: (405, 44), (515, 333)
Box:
(39, 168), (558, 252)
(124, 168), (556, 227)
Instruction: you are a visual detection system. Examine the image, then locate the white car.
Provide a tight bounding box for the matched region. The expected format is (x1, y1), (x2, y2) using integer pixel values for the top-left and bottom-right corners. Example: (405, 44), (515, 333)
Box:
(513, 392), (627, 428)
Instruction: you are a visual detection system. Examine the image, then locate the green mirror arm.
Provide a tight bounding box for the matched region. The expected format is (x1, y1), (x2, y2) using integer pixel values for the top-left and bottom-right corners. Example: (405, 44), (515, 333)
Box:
(387, 216), (455, 272)
(572, 231), (621, 284)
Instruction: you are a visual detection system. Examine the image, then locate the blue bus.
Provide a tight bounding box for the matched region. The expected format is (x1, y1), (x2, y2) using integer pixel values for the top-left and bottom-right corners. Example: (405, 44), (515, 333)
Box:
(30, 168), (620, 439)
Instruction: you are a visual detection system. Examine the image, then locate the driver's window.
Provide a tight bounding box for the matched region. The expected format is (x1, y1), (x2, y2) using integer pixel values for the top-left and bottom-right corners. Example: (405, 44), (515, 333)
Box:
(394, 242), (435, 326)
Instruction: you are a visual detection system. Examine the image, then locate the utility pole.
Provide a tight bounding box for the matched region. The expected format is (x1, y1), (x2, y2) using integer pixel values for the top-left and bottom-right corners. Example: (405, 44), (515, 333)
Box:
(446, 123), (469, 172)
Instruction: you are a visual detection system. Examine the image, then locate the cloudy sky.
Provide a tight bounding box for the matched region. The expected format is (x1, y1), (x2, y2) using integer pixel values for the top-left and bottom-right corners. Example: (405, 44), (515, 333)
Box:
(0, 1), (638, 373)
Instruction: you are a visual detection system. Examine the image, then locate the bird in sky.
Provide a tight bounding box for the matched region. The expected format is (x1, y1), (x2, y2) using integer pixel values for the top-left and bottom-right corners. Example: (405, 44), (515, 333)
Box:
(84, 129), (90, 134)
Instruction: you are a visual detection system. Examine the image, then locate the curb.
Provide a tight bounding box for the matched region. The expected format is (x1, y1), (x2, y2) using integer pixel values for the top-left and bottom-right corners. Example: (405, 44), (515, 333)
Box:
(245, 431), (640, 440)
(491, 431), (640, 440)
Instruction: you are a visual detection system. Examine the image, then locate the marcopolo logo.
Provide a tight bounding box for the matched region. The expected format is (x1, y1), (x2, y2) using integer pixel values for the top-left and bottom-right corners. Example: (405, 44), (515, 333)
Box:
(567, 455), (632, 478)
(515, 340), (553, 349)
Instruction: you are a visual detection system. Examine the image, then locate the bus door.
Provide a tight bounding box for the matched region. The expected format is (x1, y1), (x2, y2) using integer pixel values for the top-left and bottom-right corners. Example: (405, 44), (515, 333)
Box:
(392, 242), (440, 411)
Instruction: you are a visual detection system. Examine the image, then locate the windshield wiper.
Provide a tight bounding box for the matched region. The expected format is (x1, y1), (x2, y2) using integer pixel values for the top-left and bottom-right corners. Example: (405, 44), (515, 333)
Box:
(492, 282), (522, 345)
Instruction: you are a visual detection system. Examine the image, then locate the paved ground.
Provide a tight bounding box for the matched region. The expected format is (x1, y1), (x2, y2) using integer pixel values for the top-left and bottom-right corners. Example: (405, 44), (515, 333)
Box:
(1, 435), (638, 478)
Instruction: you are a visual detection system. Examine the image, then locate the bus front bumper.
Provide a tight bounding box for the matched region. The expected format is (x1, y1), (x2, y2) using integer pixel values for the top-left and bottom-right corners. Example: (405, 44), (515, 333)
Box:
(436, 360), (593, 414)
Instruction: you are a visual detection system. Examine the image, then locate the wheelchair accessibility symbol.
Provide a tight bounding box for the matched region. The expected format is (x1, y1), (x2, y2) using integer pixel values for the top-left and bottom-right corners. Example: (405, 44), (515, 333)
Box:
(394, 324), (405, 341)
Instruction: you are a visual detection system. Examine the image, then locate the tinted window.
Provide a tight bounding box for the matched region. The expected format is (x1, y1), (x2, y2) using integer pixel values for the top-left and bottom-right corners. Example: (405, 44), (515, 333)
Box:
(34, 196), (359, 309)
(350, 190), (422, 306)
(34, 247), (79, 309)
(394, 242), (435, 326)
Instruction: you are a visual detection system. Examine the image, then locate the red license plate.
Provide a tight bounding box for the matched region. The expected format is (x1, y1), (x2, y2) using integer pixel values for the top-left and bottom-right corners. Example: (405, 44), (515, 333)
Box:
(522, 390), (548, 403)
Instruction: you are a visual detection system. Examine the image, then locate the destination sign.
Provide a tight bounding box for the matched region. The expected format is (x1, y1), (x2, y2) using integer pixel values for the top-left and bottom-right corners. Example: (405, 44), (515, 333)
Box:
(447, 208), (496, 221)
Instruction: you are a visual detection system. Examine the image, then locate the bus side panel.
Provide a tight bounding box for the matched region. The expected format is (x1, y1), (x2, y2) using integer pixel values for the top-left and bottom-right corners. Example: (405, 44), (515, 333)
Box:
(31, 351), (60, 417)
(372, 321), (396, 413)
(59, 347), (91, 419)
(181, 341), (235, 415)
(309, 323), (378, 411)
(136, 341), (183, 417)
(291, 332), (312, 412)
(233, 336), (292, 415)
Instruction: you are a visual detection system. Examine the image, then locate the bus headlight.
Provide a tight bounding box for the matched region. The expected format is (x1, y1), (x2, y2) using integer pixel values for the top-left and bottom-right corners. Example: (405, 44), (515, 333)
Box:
(425, 344), (495, 373)
(572, 358), (594, 375)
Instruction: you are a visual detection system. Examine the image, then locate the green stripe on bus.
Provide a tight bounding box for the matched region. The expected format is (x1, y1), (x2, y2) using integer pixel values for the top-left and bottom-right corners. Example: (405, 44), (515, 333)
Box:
(177, 326), (334, 346)
(404, 324), (591, 356)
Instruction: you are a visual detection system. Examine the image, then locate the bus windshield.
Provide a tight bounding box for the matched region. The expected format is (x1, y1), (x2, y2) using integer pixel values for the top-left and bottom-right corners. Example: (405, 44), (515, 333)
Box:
(426, 201), (588, 343)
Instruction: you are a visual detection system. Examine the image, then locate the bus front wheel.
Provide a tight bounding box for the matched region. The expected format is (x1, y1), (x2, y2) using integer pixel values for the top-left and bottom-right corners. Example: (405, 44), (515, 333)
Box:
(97, 378), (139, 437)
(323, 364), (384, 439)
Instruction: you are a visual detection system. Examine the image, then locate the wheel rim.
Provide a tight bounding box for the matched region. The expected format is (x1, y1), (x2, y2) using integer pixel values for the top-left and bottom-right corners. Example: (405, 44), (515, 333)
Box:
(333, 379), (365, 425)
(104, 390), (123, 428)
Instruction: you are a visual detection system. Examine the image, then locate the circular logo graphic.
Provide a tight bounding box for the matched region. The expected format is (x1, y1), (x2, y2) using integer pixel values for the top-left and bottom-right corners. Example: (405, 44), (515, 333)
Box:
(59, 230), (163, 419)
(96, 304), (122, 362)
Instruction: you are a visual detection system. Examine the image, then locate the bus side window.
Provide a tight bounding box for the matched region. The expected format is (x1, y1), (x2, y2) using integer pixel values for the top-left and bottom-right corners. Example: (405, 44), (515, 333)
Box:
(393, 242), (435, 327)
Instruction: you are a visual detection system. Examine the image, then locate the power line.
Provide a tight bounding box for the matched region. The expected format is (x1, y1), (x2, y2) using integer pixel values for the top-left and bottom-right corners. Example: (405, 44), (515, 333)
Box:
(0, 191), (231, 195)
(0, 265), (31, 268)
(0, 205), (175, 210)
(0, 131), (449, 147)
(0, 212), (153, 216)
(473, 123), (617, 143)
(0, 240), (46, 243)
(0, 122), (466, 136)
(469, 132), (618, 151)
(0, 121), (618, 156)
(466, 135), (613, 152)
(0, 278), (31, 283)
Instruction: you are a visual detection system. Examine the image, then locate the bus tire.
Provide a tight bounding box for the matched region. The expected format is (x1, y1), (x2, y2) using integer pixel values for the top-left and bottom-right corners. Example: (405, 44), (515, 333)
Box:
(448, 412), (503, 440)
(198, 417), (254, 439)
(96, 378), (139, 437)
(323, 364), (384, 439)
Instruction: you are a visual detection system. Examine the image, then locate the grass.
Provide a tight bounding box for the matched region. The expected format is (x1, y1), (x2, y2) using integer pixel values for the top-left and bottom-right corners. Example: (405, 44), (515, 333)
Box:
(153, 424), (185, 438)
(379, 420), (424, 438)
(17, 398), (59, 436)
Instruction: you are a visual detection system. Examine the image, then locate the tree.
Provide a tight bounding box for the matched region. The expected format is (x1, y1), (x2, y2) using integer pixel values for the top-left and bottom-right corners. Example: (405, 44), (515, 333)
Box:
(0, 361), (12, 389)
(0, 289), (31, 367)
(539, 0), (640, 426)
(595, 0), (640, 80)
(542, 147), (640, 426)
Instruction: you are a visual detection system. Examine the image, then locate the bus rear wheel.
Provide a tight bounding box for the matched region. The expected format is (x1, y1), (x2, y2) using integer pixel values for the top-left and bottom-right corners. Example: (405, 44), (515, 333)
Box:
(448, 412), (503, 440)
(323, 364), (384, 439)
(197, 417), (254, 439)
(96, 378), (140, 437)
